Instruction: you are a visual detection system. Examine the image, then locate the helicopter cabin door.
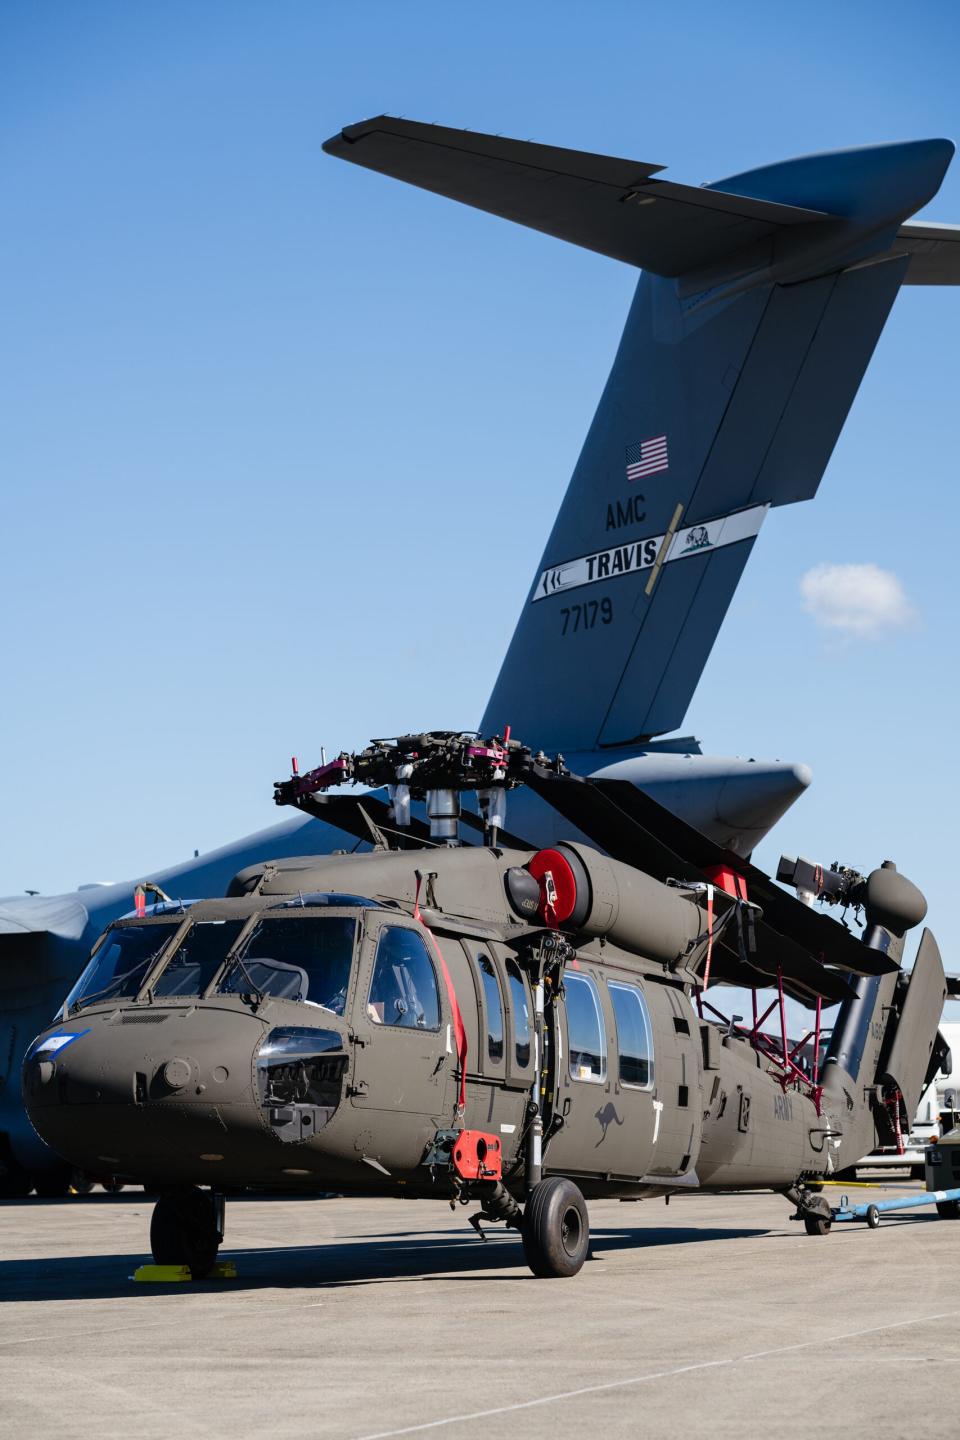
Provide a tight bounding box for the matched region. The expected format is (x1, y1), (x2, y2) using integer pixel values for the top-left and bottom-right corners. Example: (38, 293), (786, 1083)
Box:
(545, 969), (700, 1184)
(348, 915), (454, 1150)
(452, 940), (531, 1148)
(545, 968), (656, 1183)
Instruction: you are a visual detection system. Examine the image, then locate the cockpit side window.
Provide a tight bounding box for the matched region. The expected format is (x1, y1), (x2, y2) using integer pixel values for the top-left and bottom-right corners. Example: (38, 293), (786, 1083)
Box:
(367, 927), (440, 1031)
(218, 916), (356, 1012)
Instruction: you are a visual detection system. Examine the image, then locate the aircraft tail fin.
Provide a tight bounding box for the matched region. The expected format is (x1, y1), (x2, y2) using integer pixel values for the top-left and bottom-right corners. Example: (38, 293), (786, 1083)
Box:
(323, 117), (831, 276)
(325, 122), (955, 749)
(880, 929), (948, 1123)
(822, 903), (945, 1168)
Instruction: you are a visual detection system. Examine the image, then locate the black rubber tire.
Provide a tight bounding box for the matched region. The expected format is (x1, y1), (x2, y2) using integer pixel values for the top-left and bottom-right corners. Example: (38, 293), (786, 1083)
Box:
(803, 1195), (833, 1236)
(33, 1166), (72, 1199)
(522, 1176), (590, 1278)
(866, 1204), (881, 1229)
(101, 1177), (125, 1195)
(910, 1164), (925, 1181)
(936, 1199), (960, 1220)
(150, 1188), (220, 1277)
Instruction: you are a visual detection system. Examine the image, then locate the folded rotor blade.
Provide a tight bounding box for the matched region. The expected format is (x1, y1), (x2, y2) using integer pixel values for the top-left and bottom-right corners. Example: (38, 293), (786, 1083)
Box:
(522, 769), (893, 998)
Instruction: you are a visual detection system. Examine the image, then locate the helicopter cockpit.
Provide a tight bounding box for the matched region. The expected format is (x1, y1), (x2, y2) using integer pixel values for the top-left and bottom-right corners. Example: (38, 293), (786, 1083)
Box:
(32, 893), (436, 1181)
(60, 895), (384, 1017)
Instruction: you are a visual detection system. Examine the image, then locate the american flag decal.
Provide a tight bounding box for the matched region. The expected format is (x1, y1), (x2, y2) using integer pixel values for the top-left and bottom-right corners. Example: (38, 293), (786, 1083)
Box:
(626, 435), (668, 481)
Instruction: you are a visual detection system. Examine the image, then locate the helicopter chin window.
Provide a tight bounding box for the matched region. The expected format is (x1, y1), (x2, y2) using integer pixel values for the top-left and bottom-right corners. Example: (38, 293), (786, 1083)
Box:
(218, 916), (356, 1010)
(256, 1026), (348, 1142)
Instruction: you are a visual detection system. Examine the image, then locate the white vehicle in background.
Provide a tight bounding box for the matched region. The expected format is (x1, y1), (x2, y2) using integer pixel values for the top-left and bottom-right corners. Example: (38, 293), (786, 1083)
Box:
(861, 1020), (960, 1176)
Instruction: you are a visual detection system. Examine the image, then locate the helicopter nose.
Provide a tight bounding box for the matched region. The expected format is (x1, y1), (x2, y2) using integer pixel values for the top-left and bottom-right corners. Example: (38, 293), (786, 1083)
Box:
(23, 1009), (355, 1186)
(22, 1009), (269, 1179)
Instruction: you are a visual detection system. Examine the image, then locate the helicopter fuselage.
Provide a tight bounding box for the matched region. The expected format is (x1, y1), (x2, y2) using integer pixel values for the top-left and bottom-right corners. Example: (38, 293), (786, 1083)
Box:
(23, 854), (830, 1203)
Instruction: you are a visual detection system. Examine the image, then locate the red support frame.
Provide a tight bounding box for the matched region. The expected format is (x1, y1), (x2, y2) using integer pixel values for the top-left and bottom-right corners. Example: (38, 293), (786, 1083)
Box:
(696, 974), (824, 1116)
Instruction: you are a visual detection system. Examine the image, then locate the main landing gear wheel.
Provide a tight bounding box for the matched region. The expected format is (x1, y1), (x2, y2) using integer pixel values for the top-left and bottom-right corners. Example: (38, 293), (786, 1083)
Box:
(522, 1176), (590, 1277)
(936, 1199), (960, 1219)
(33, 1165), (72, 1199)
(150, 1188), (221, 1277)
(803, 1194), (833, 1236)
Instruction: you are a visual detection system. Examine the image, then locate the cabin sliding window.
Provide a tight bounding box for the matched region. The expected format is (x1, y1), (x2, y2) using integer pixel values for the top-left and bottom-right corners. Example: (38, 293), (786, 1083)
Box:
(474, 952), (504, 1063)
(367, 927), (440, 1030)
(506, 960), (531, 1069)
(565, 973), (606, 1083)
(607, 981), (654, 1089)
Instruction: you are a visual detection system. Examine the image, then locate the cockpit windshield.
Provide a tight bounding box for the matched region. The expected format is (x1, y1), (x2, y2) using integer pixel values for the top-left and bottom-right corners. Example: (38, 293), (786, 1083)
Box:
(64, 921), (181, 1012)
(218, 916), (356, 1013)
(151, 920), (245, 998)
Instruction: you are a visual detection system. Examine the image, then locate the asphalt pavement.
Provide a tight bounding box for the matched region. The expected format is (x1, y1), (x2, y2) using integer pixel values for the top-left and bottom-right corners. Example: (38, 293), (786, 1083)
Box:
(1, 1179), (955, 1439)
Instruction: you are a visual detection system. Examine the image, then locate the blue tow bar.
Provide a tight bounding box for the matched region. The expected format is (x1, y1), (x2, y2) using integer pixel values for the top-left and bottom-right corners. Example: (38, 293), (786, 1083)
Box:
(831, 1186), (960, 1224)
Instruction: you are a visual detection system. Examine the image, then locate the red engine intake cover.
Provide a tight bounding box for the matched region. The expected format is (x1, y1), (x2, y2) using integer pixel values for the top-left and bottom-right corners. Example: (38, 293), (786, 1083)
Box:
(527, 847), (579, 927)
(450, 1130), (502, 1182)
(704, 864), (748, 901)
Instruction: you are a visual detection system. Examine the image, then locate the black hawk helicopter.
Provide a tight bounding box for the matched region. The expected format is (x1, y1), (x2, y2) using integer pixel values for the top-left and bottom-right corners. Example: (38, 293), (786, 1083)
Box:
(22, 730), (947, 1278)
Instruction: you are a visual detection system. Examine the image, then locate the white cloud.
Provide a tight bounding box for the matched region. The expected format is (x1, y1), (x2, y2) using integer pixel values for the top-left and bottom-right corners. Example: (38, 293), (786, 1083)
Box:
(799, 562), (918, 638)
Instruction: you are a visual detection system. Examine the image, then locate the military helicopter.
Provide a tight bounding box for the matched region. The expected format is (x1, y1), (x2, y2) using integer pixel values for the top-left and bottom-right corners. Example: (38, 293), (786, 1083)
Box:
(22, 730), (947, 1278)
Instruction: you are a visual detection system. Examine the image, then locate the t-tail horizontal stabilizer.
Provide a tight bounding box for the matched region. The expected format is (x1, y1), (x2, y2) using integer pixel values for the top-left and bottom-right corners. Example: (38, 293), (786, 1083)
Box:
(325, 120), (957, 750)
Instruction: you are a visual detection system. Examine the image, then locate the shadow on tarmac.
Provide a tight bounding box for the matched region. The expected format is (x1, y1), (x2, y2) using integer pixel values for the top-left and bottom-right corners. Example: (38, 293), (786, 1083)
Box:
(0, 1211), (776, 1303)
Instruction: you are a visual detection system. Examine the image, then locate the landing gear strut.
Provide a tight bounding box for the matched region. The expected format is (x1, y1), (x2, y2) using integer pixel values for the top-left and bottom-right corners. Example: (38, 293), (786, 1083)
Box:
(787, 1185), (833, 1236)
(803, 1196), (833, 1236)
(150, 1187), (223, 1276)
(522, 1176), (590, 1277)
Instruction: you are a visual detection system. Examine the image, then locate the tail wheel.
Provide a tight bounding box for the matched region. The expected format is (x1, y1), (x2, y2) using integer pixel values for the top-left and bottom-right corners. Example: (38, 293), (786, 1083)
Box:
(150, 1188), (221, 1277)
(803, 1195), (833, 1236)
(936, 1199), (960, 1220)
(522, 1176), (590, 1278)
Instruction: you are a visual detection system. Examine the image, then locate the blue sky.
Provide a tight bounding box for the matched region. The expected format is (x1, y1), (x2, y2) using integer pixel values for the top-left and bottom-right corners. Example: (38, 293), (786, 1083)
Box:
(2, 1), (959, 988)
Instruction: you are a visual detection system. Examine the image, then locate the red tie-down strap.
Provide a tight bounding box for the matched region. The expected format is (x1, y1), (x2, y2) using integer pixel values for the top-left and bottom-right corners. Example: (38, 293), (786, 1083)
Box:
(414, 876), (468, 1115)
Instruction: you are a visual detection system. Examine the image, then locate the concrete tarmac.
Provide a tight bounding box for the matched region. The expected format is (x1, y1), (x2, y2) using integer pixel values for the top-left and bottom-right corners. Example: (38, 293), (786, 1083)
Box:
(1, 1180), (956, 1439)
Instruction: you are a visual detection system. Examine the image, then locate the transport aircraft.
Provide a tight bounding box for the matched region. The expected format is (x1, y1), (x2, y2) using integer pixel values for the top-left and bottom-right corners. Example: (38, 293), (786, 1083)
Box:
(4, 118), (959, 1195)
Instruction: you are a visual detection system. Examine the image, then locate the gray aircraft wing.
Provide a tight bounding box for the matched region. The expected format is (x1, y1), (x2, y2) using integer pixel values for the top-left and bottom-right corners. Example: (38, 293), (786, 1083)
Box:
(0, 895), (89, 939)
(894, 222), (960, 283)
